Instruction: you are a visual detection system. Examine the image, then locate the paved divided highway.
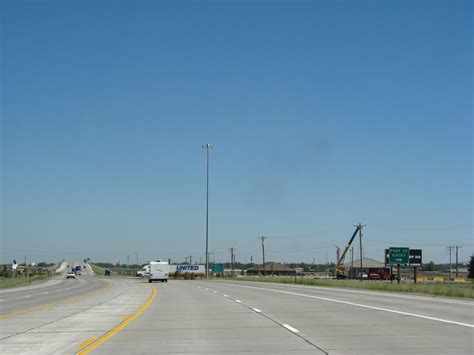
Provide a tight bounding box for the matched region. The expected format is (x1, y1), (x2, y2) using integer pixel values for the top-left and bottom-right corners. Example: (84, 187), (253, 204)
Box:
(1, 271), (473, 354)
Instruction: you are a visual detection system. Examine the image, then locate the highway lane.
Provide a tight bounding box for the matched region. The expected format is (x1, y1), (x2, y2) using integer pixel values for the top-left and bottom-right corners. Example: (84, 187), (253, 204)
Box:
(0, 263), (104, 316)
(93, 280), (473, 355)
(1, 277), (472, 354)
(94, 280), (321, 355)
(0, 275), (150, 354)
(199, 280), (474, 354)
(208, 280), (474, 326)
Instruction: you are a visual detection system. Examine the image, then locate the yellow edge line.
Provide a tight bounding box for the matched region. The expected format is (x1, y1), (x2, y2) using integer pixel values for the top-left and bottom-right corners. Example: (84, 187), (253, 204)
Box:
(78, 285), (156, 355)
(77, 336), (97, 348)
(0, 281), (113, 320)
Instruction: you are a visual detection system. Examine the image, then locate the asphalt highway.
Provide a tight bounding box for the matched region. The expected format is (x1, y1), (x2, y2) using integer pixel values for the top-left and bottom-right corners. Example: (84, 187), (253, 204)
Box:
(0, 275), (472, 354)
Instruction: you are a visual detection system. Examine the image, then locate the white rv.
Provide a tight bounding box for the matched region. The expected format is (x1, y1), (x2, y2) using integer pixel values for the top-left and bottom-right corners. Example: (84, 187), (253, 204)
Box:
(148, 260), (169, 283)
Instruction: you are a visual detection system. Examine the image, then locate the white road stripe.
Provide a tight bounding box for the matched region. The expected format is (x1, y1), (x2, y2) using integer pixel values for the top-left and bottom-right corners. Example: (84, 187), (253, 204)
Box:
(241, 281), (474, 306)
(232, 284), (474, 328)
(235, 299), (241, 303)
(223, 294), (228, 297)
(205, 288), (208, 291)
(0, 300), (4, 302)
(252, 308), (262, 313)
(43, 292), (48, 295)
(24, 295), (31, 298)
(283, 324), (300, 333)
(213, 291), (217, 293)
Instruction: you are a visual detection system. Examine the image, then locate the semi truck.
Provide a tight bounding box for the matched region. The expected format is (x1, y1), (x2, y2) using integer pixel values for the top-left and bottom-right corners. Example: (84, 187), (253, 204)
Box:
(148, 260), (169, 283)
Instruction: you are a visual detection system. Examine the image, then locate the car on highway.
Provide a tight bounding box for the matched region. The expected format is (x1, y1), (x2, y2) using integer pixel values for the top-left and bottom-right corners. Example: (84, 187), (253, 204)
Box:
(66, 272), (76, 279)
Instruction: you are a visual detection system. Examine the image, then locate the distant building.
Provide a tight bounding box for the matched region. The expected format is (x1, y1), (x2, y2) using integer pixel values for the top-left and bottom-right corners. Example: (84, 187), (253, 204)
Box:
(247, 262), (296, 276)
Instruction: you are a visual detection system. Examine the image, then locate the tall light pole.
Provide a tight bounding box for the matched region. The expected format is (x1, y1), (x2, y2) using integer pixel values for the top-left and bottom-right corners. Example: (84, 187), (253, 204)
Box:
(202, 143), (213, 278)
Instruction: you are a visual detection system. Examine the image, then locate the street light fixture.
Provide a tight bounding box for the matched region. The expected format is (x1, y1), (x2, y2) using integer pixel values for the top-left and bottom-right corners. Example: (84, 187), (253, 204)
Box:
(202, 143), (213, 278)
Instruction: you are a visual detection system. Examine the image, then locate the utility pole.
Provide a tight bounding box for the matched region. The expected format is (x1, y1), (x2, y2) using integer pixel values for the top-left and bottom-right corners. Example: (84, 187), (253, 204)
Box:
(135, 251), (138, 267)
(351, 247), (354, 279)
(258, 236), (268, 276)
(229, 247), (235, 277)
(354, 223), (365, 281)
(455, 246), (461, 278)
(202, 143), (213, 279)
(448, 246), (453, 280)
(189, 256), (193, 265)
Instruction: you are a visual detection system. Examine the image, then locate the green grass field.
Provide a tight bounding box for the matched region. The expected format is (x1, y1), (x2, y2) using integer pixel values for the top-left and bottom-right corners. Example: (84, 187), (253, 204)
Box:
(89, 263), (107, 276)
(0, 263), (61, 289)
(227, 276), (474, 299)
(0, 274), (52, 289)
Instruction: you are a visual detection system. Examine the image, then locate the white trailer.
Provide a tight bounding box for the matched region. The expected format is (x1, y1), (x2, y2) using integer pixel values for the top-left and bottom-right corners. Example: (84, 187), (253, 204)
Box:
(148, 260), (169, 283)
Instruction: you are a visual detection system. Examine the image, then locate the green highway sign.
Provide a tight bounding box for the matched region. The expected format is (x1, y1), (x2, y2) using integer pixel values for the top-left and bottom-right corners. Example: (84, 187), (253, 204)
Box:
(389, 247), (410, 265)
(211, 263), (224, 273)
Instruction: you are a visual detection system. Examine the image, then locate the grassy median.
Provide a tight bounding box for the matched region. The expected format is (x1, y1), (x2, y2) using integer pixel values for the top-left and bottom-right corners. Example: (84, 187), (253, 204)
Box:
(89, 263), (107, 276)
(225, 276), (474, 299)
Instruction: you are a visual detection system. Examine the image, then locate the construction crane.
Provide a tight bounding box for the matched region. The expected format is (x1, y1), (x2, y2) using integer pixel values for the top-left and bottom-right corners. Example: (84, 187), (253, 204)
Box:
(334, 224), (362, 279)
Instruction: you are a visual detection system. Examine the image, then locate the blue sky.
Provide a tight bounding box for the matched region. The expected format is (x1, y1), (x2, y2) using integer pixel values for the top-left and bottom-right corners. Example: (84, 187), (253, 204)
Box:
(1, 0), (472, 265)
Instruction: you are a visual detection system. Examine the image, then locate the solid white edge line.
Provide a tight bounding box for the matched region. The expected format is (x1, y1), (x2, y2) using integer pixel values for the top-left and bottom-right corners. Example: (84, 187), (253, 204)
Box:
(234, 285), (474, 329)
(283, 324), (300, 333)
(252, 308), (262, 313)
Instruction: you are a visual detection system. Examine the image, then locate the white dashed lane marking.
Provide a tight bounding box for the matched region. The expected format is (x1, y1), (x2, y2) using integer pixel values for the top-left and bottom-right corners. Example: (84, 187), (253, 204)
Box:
(283, 324), (300, 333)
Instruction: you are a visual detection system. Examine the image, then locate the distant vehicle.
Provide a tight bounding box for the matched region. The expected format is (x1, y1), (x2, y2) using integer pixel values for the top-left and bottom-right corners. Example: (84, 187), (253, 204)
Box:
(369, 271), (391, 280)
(136, 265), (150, 278)
(358, 272), (368, 279)
(148, 260), (169, 283)
(104, 269), (111, 277)
(66, 272), (76, 279)
(74, 266), (82, 275)
(369, 272), (380, 280)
